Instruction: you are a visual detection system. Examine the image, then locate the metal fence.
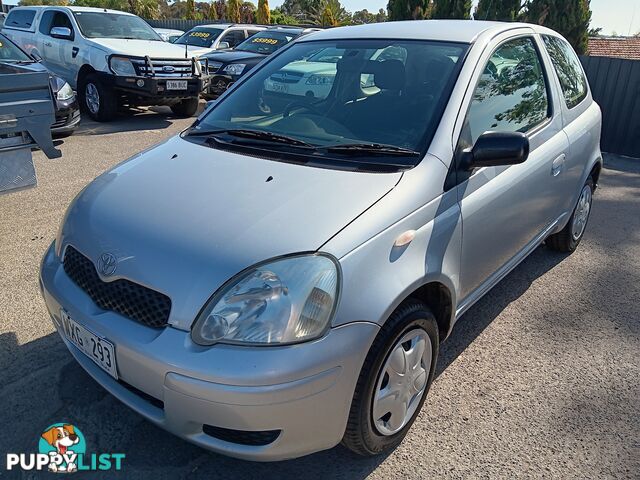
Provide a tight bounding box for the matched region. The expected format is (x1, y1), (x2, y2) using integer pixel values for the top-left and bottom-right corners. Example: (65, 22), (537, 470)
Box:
(580, 55), (640, 159)
(145, 19), (223, 30)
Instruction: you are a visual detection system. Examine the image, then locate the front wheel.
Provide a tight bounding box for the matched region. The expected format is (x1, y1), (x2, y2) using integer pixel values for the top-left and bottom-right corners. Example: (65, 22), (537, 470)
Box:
(170, 98), (199, 117)
(546, 177), (594, 252)
(79, 73), (117, 122)
(342, 300), (439, 456)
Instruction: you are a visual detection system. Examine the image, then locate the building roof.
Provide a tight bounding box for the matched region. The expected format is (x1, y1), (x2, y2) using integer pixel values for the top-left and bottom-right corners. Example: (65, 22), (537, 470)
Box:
(588, 36), (640, 60)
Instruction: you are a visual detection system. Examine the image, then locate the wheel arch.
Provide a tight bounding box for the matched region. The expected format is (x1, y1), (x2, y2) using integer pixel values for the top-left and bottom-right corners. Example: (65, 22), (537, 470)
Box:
(76, 64), (96, 89)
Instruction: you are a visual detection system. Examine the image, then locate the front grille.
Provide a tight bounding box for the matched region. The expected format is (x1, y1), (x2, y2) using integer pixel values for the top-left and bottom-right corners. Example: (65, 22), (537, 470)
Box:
(62, 246), (171, 328)
(202, 425), (281, 446)
(131, 58), (195, 78)
(269, 71), (304, 84)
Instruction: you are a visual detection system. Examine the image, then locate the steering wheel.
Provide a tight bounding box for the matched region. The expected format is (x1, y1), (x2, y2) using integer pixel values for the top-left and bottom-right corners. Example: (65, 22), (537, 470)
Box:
(283, 101), (323, 118)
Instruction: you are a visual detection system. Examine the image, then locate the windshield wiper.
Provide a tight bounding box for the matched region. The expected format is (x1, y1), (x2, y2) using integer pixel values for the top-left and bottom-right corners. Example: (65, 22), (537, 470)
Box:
(187, 128), (315, 148)
(324, 143), (420, 157)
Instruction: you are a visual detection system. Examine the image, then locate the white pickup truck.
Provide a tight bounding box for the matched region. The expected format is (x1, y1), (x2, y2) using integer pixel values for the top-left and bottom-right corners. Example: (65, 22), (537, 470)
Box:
(2, 6), (210, 121)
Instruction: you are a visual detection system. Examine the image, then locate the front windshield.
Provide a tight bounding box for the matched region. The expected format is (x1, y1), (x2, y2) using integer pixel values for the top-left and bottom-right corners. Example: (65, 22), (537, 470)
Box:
(0, 35), (31, 62)
(73, 12), (161, 41)
(174, 27), (224, 48)
(236, 31), (296, 55)
(189, 39), (468, 169)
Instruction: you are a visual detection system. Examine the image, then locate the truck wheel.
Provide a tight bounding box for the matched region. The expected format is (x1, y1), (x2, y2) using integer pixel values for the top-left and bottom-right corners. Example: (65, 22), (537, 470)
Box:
(342, 300), (439, 456)
(170, 98), (199, 117)
(80, 73), (117, 122)
(546, 177), (594, 253)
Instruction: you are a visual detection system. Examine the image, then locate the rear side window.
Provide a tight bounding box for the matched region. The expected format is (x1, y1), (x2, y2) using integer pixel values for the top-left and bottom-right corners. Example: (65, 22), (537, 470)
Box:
(5, 9), (36, 29)
(462, 37), (550, 146)
(542, 35), (588, 109)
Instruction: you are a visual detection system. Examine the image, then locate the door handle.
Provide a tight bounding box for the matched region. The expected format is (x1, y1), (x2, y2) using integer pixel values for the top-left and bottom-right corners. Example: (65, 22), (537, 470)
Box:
(72, 47), (79, 58)
(551, 154), (566, 177)
(44, 41), (52, 47)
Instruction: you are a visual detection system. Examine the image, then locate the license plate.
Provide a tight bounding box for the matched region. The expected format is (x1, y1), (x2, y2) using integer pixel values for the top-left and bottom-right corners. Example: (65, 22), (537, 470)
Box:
(60, 310), (118, 379)
(271, 83), (289, 93)
(166, 80), (188, 90)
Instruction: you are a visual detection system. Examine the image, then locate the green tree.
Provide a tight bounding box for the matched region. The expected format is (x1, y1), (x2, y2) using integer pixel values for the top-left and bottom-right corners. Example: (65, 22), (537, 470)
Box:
(240, 1), (256, 22)
(523, 0), (591, 54)
(227, 0), (241, 21)
(207, 0), (219, 19)
(313, 0), (349, 26)
(475, 0), (521, 21)
(270, 7), (298, 24)
(257, 0), (270, 23)
(185, 0), (196, 19)
(432, 0), (471, 19)
(387, 0), (430, 21)
(280, 0), (320, 22)
(18, 0), (70, 5)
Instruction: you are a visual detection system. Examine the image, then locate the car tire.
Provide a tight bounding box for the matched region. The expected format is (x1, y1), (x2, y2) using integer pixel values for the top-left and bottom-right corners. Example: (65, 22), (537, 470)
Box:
(79, 73), (117, 122)
(546, 177), (594, 253)
(170, 98), (199, 117)
(342, 299), (439, 456)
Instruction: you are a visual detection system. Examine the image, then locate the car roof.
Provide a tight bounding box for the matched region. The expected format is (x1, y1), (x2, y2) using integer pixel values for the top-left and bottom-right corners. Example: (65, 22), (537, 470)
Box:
(10, 5), (139, 15)
(298, 20), (544, 44)
(191, 24), (266, 30)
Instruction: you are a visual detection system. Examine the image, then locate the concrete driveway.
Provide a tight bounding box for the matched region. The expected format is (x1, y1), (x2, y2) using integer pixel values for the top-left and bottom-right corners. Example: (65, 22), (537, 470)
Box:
(1, 110), (638, 479)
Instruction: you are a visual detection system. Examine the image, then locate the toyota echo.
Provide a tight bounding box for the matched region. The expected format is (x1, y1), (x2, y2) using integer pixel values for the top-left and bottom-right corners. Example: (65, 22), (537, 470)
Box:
(40, 21), (602, 461)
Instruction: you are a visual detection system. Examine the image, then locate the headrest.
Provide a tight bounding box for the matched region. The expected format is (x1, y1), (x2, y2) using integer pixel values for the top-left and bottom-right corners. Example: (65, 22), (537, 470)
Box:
(369, 59), (406, 91)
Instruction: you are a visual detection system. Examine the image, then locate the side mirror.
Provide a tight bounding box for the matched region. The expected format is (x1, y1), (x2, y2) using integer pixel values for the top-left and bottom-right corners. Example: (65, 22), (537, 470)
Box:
(50, 27), (72, 40)
(216, 41), (230, 50)
(461, 131), (529, 170)
(31, 51), (43, 62)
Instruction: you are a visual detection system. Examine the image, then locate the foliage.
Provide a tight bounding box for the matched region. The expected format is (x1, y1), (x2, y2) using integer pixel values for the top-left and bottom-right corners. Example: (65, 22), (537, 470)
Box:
(227, 0), (241, 22)
(475, 0), (521, 21)
(280, 0), (320, 21)
(18, 0), (71, 5)
(523, 0), (591, 54)
(240, 1), (256, 22)
(312, 0), (349, 26)
(269, 7), (299, 24)
(257, 0), (270, 24)
(431, 0), (472, 19)
(352, 8), (386, 23)
(387, 0), (431, 21)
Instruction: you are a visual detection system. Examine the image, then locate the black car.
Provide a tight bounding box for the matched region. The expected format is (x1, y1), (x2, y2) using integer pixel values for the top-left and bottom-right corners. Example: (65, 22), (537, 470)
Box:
(0, 33), (80, 136)
(201, 27), (319, 100)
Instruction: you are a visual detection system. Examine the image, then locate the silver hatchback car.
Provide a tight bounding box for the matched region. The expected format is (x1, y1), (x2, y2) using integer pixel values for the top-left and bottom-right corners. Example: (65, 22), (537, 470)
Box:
(41, 20), (602, 461)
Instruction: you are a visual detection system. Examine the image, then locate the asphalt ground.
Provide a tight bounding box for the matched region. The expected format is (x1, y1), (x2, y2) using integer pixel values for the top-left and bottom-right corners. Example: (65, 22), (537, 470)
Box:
(1, 107), (638, 479)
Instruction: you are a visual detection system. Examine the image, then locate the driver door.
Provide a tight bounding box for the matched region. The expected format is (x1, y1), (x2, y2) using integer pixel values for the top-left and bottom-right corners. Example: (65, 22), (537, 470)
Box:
(39, 10), (79, 84)
(456, 35), (570, 303)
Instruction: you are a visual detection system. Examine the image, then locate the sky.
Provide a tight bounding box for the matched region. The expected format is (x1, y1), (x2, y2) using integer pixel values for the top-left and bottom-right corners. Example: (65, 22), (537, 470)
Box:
(3, 0), (639, 35)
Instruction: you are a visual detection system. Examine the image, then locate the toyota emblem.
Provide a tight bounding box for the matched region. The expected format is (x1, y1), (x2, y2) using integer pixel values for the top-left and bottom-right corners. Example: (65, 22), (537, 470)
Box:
(97, 253), (117, 276)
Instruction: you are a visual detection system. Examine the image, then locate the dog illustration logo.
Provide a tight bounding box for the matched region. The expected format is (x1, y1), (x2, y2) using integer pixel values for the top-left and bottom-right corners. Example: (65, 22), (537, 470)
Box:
(39, 424), (86, 473)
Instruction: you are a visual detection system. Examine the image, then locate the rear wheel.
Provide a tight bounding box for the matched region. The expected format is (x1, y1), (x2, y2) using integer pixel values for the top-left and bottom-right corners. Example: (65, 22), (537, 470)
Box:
(547, 177), (594, 252)
(79, 73), (117, 122)
(342, 300), (439, 456)
(170, 98), (199, 117)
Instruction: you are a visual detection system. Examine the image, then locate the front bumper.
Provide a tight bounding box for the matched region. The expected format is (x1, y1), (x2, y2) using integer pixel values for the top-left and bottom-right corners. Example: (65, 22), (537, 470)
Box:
(40, 242), (378, 461)
(111, 75), (209, 99)
(205, 74), (237, 99)
(52, 96), (80, 135)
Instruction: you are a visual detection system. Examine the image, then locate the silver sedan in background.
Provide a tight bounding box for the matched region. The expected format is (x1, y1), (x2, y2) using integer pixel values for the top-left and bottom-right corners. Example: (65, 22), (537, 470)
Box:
(40, 20), (602, 461)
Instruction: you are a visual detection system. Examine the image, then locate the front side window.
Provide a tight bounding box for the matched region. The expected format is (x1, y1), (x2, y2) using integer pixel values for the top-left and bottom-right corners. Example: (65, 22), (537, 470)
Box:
(461, 37), (550, 148)
(73, 12), (161, 41)
(542, 35), (588, 109)
(221, 30), (246, 48)
(186, 39), (468, 170)
(175, 27), (223, 47)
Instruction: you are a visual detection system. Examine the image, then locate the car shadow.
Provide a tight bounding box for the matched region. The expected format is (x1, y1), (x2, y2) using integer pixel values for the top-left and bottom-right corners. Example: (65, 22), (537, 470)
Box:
(73, 103), (206, 137)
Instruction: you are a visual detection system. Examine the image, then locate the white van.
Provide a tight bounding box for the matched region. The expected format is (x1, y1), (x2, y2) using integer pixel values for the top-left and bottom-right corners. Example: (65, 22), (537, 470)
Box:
(2, 6), (210, 121)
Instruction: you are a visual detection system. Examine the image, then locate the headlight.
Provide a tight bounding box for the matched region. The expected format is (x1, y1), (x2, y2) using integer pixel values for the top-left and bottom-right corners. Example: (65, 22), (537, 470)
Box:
(192, 254), (340, 346)
(306, 74), (334, 85)
(56, 82), (74, 101)
(109, 56), (136, 76)
(223, 63), (246, 76)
